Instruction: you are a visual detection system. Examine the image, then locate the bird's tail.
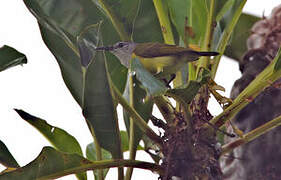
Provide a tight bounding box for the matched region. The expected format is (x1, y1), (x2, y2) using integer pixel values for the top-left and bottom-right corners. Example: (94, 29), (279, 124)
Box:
(197, 51), (219, 56)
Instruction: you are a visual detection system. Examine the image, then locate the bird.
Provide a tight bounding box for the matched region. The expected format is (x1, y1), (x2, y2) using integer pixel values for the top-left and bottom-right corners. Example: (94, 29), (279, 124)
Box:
(96, 42), (219, 85)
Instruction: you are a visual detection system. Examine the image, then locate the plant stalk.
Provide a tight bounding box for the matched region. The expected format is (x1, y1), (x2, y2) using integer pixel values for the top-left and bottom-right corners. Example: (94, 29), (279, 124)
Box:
(153, 96), (175, 124)
(211, 48), (281, 127)
(125, 68), (136, 180)
(39, 160), (163, 180)
(221, 114), (281, 155)
(196, 0), (215, 77)
(152, 0), (183, 94)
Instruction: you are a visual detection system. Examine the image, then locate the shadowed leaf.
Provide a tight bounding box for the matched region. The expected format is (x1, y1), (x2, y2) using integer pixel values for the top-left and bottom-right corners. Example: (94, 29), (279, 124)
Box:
(225, 13), (260, 61)
(0, 45), (27, 72)
(131, 58), (168, 97)
(0, 140), (19, 168)
(80, 24), (122, 159)
(167, 69), (210, 104)
(167, 0), (208, 45)
(212, 0), (245, 51)
(14, 109), (86, 180)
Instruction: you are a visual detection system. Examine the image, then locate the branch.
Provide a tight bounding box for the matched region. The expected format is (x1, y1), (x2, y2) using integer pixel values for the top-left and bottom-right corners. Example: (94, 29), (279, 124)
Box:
(221, 114), (281, 155)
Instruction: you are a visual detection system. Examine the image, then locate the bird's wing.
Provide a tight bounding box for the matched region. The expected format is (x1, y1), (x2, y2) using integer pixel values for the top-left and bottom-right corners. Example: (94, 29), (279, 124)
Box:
(133, 42), (197, 58)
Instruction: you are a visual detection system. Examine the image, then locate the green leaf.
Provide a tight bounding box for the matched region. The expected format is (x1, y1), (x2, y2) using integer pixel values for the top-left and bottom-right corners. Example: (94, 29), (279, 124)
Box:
(120, 131), (144, 152)
(15, 109), (83, 155)
(86, 143), (112, 179)
(23, 0), (121, 106)
(215, 0), (235, 22)
(14, 109), (86, 180)
(167, 0), (208, 44)
(132, 0), (163, 42)
(167, 69), (210, 104)
(0, 140), (19, 168)
(225, 13), (260, 61)
(131, 58), (168, 97)
(0, 147), (91, 180)
(80, 24), (122, 159)
(0, 45), (27, 72)
(212, 0), (246, 50)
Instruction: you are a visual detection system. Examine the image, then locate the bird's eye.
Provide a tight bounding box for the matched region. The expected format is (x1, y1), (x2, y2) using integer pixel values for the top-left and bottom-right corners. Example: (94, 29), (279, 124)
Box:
(118, 42), (125, 48)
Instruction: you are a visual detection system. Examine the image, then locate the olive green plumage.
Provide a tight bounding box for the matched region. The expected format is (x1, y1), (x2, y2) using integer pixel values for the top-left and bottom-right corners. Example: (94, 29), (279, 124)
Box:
(96, 42), (219, 78)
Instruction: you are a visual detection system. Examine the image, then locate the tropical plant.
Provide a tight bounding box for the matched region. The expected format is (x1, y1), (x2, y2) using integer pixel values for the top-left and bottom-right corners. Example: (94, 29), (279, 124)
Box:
(0, 0), (281, 180)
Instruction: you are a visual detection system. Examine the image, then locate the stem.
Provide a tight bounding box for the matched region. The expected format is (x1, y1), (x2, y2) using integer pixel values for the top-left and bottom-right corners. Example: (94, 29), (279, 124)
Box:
(153, 96), (175, 124)
(98, 0), (130, 41)
(125, 68), (136, 180)
(211, 0), (247, 79)
(89, 125), (104, 180)
(152, 0), (175, 44)
(221, 115), (281, 155)
(188, 63), (196, 81)
(196, 0), (215, 77)
(210, 48), (281, 127)
(39, 160), (163, 180)
(152, 0), (183, 98)
(112, 84), (163, 147)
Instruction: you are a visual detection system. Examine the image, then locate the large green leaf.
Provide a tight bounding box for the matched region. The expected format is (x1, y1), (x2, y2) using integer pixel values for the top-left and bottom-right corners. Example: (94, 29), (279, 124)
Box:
(225, 13), (260, 61)
(14, 109), (83, 155)
(80, 24), (122, 159)
(14, 109), (86, 180)
(0, 140), (19, 168)
(167, 0), (208, 45)
(0, 45), (27, 72)
(23, 0), (121, 106)
(132, 0), (163, 42)
(86, 143), (112, 179)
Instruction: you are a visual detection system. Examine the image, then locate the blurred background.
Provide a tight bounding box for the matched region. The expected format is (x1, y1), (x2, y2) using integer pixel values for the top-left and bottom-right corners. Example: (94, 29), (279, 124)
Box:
(0, 1), (280, 179)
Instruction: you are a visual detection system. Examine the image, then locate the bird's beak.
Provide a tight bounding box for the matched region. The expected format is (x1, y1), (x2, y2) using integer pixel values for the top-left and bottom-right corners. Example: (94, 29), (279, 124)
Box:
(95, 46), (114, 51)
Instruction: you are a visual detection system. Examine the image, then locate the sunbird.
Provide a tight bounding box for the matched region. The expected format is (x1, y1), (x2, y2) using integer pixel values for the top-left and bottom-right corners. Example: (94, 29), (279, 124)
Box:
(96, 42), (219, 84)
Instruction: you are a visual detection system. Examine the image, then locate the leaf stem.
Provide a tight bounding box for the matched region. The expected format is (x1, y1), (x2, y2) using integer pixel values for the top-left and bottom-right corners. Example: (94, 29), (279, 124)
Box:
(152, 0), (183, 93)
(125, 68), (136, 180)
(39, 159), (162, 180)
(210, 48), (281, 127)
(153, 96), (176, 124)
(152, 0), (175, 44)
(196, 0), (215, 77)
(88, 124), (104, 180)
(221, 114), (281, 155)
(211, 0), (247, 79)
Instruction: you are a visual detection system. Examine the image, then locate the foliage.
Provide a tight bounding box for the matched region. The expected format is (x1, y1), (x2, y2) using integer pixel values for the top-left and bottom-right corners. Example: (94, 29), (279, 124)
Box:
(1, 0), (281, 180)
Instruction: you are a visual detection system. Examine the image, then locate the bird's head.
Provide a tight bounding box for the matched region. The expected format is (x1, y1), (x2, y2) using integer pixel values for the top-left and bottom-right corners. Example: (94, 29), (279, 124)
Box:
(96, 42), (136, 68)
